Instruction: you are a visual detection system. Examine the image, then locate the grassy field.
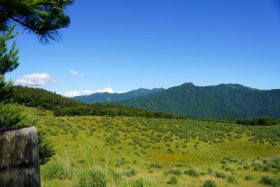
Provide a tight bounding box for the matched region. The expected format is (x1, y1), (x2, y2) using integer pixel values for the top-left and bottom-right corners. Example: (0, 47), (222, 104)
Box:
(26, 107), (280, 187)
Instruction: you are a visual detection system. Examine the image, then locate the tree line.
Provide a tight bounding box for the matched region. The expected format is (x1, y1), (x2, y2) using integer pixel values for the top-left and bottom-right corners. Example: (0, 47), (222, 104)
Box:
(10, 86), (185, 119)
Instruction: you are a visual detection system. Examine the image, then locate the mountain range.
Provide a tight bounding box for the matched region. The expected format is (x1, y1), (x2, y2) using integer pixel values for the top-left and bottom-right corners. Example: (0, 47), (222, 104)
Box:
(73, 83), (280, 119)
(73, 88), (164, 103)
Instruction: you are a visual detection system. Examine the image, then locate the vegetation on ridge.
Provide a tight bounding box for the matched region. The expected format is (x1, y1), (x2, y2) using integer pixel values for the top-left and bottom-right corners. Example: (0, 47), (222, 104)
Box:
(119, 83), (280, 119)
(10, 86), (183, 119)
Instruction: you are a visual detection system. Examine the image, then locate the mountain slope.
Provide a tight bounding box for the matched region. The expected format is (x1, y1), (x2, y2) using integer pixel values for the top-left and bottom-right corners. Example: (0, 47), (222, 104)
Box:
(9, 86), (180, 119)
(11, 86), (79, 110)
(119, 83), (280, 119)
(72, 88), (164, 103)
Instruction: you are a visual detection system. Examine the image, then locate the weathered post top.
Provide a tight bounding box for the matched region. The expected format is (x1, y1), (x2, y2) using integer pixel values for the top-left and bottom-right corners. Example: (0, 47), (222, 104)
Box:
(0, 126), (40, 187)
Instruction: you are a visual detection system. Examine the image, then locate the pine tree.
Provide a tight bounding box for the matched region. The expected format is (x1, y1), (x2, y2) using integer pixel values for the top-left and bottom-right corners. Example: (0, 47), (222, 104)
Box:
(0, 0), (73, 42)
(0, 25), (19, 101)
(0, 0), (73, 165)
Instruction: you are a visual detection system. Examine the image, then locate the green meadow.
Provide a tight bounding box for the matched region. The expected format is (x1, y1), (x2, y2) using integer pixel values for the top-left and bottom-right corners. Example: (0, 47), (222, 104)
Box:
(27, 107), (280, 187)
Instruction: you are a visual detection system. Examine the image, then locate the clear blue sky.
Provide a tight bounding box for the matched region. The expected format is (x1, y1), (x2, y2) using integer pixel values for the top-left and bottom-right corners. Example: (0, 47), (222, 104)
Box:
(6, 0), (280, 96)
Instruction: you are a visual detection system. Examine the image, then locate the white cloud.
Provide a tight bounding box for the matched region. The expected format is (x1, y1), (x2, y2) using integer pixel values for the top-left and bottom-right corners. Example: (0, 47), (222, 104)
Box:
(70, 70), (83, 77)
(60, 90), (95, 97)
(96, 87), (114, 94)
(61, 87), (124, 97)
(14, 73), (54, 87)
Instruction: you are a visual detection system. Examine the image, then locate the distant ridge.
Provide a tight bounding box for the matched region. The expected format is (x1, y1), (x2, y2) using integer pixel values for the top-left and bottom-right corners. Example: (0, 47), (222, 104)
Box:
(73, 88), (164, 104)
(118, 83), (280, 119)
(9, 86), (180, 119)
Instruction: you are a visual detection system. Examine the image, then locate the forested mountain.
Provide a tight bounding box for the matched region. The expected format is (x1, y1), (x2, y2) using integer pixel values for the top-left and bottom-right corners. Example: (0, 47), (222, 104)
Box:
(11, 86), (79, 110)
(119, 83), (280, 119)
(9, 86), (181, 119)
(11, 84), (280, 120)
(73, 88), (164, 103)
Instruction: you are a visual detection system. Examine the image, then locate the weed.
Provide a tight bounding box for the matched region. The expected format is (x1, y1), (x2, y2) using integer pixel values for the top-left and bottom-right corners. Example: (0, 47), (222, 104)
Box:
(78, 170), (107, 187)
(42, 161), (72, 180)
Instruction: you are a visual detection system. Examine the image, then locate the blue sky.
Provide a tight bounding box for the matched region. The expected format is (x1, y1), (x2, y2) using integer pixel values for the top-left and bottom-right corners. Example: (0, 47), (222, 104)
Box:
(6, 0), (280, 96)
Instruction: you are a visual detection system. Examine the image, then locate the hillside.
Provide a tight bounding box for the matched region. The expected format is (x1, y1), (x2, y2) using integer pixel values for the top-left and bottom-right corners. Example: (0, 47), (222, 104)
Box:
(9, 86), (180, 119)
(5, 87), (280, 186)
(73, 88), (164, 103)
(26, 106), (280, 187)
(120, 83), (280, 119)
(11, 86), (79, 110)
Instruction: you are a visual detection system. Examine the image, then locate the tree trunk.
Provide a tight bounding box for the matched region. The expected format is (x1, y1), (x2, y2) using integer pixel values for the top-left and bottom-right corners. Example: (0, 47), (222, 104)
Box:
(0, 127), (40, 187)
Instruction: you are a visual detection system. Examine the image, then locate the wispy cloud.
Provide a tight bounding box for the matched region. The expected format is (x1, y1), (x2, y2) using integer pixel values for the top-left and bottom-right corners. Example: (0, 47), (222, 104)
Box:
(14, 73), (54, 87)
(96, 87), (114, 94)
(61, 90), (95, 97)
(70, 70), (83, 77)
(60, 87), (124, 97)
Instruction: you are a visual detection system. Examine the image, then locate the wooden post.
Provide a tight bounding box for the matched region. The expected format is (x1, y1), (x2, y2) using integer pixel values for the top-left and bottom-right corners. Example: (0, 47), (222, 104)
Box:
(0, 127), (40, 187)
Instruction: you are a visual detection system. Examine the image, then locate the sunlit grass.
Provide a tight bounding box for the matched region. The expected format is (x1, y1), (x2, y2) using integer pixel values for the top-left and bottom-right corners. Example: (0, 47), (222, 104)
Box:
(24, 107), (280, 186)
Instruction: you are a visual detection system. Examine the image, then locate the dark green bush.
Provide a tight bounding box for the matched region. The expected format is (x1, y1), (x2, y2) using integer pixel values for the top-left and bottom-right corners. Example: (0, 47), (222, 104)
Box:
(245, 175), (254, 181)
(167, 176), (177, 185)
(148, 163), (162, 169)
(236, 117), (280, 126)
(261, 176), (280, 187)
(228, 175), (238, 184)
(215, 171), (227, 179)
(53, 104), (180, 119)
(184, 169), (199, 177)
(203, 180), (217, 187)
(208, 168), (214, 174)
(38, 131), (55, 165)
(124, 169), (136, 177)
(168, 169), (182, 176)
(0, 103), (34, 128)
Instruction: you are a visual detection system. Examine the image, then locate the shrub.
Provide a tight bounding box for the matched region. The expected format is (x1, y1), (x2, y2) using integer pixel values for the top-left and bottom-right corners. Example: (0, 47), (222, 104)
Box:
(38, 131), (55, 165)
(261, 176), (280, 187)
(236, 117), (280, 126)
(263, 165), (272, 172)
(132, 178), (145, 187)
(167, 176), (177, 185)
(0, 103), (34, 128)
(215, 171), (227, 179)
(228, 175), (238, 184)
(148, 163), (162, 169)
(208, 168), (214, 174)
(42, 161), (72, 180)
(0, 103), (55, 165)
(245, 175), (254, 181)
(184, 169), (199, 177)
(124, 169), (136, 177)
(78, 170), (107, 187)
(168, 169), (182, 176)
(108, 169), (122, 183)
(130, 178), (156, 187)
(203, 180), (217, 187)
